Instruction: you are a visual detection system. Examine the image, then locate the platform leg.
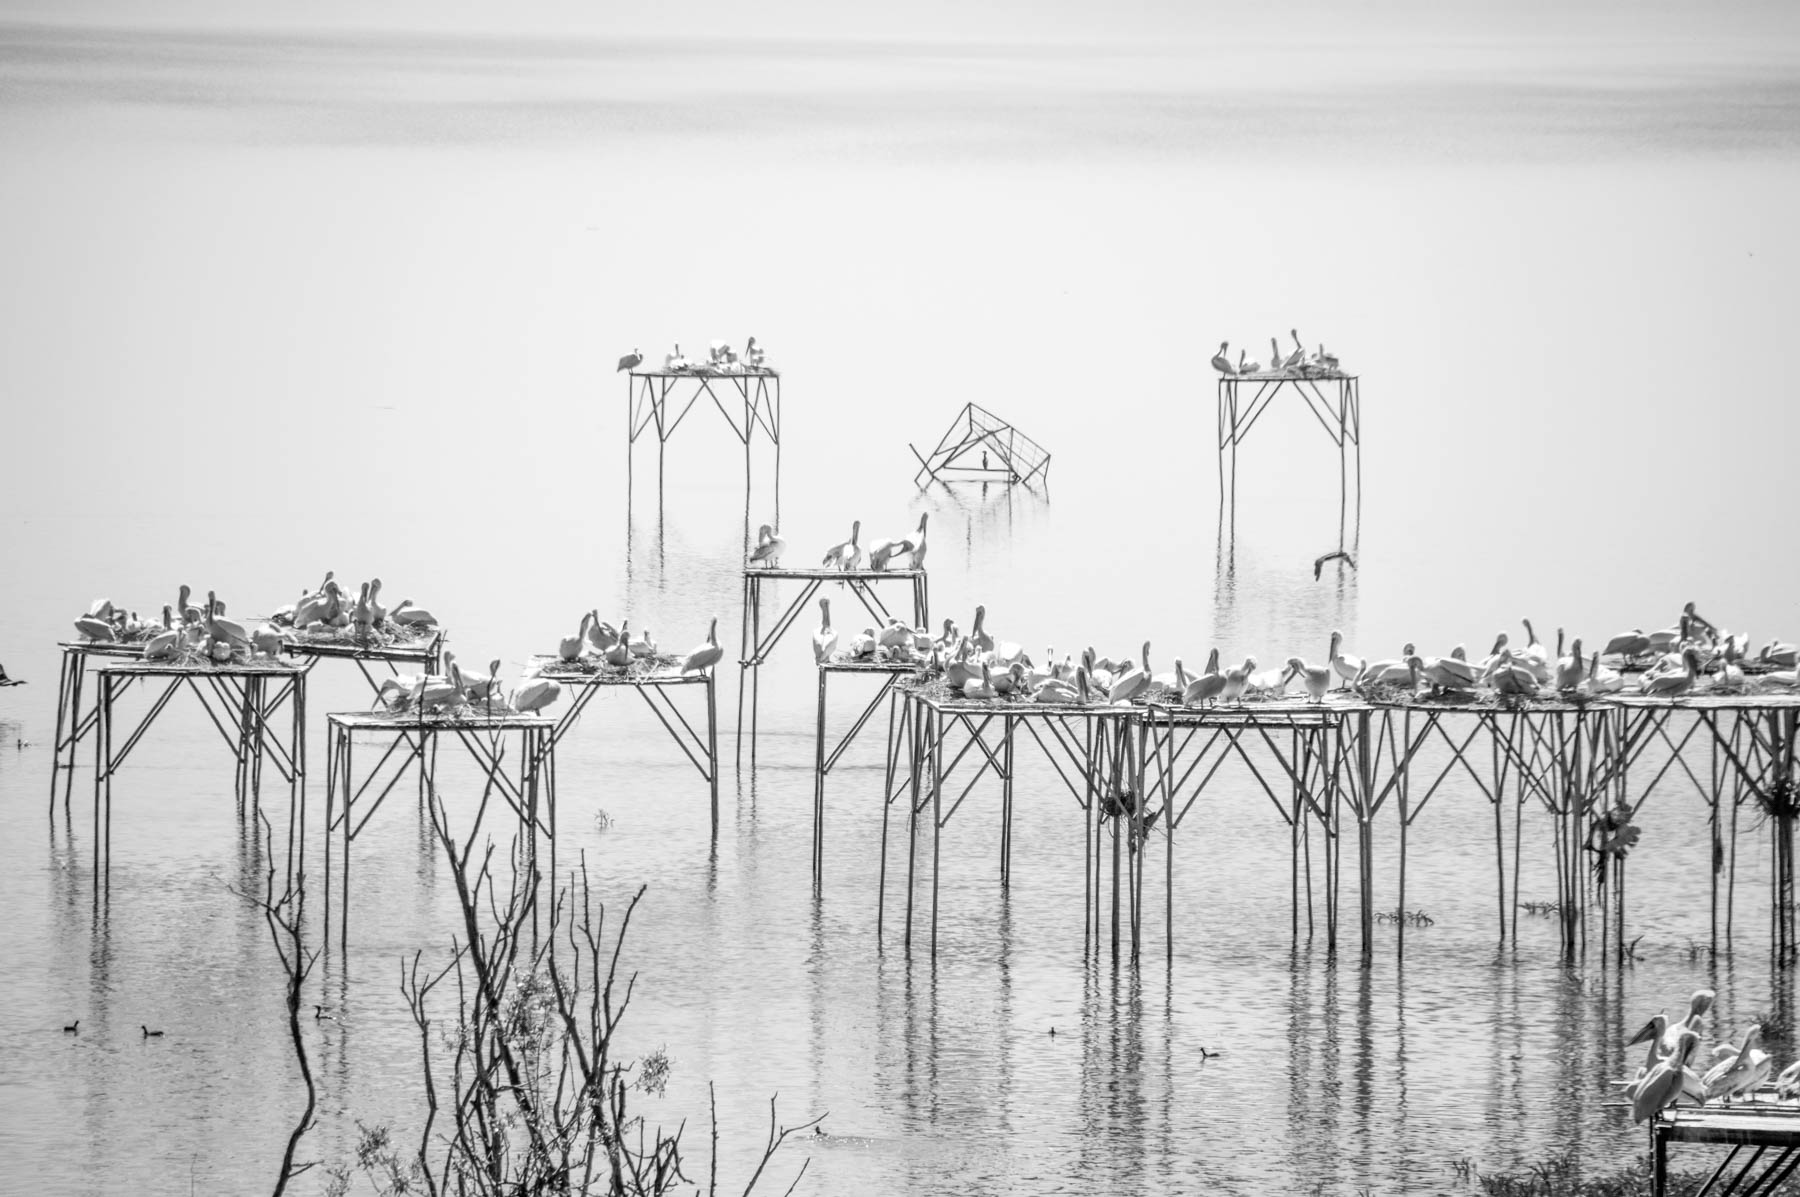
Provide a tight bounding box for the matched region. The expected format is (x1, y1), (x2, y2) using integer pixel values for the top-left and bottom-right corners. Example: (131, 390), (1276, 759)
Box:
(813, 668), (827, 890)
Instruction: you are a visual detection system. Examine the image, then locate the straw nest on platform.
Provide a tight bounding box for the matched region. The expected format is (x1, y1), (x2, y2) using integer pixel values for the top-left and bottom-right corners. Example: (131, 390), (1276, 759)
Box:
(538, 652), (685, 682)
(291, 620), (435, 652)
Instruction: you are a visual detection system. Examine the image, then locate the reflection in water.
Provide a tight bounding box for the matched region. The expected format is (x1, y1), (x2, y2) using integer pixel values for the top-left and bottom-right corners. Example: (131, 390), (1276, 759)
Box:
(1213, 519), (1361, 663)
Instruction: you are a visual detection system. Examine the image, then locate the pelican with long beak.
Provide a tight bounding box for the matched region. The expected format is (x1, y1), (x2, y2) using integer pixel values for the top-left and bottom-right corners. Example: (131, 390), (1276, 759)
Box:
(1284, 329), (1306, 370)
(1584, 651), (1624, 695)
(1632, 1030), (1701, 1124)
(560, 614), (589, 662)
(1603, 628), (1652, 660)
(962, 662), (998, 700)
(1183, 649), (1226, 707)
(511, 676), (562, 714)
(812, 599), (838, 665)
(1223, 657), (1256, 705)
(628, 626), (656, 658)
(587, 610), (619, 654)
(1237, 349), (1260, 374)
(748, 524), (786, 569)
(822, 521), (863, 571)
(207, 591), (250, 647)
(1284, 657), (1332, 704)
(1555, 638), (1586, 692)
(969, 605), (995, 654)
(683, 617), (724, 674)
(1702, 1025), (1768, 1103)
(1210, 341), (1235, 374)
(1623, 1013), (1669, 1100)
(604, 621), (633, 668)
(1270, 336), (1287, 375)
(1110, 642), (1150, 704)
(1641, 648), (1702, 698)
(903, 514), (929, 571)
(1328, 630), (1364, 690)
(1487, 649), (1537, 697)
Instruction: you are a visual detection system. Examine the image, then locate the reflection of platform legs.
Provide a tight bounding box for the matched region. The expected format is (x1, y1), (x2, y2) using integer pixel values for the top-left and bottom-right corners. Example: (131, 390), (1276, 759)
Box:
(323, 715), (555, 953)
(93, 665), (308, 901)
(52, 644), (141, 817)
(549, 672), (718, 834)
(736, 569), (929, 766)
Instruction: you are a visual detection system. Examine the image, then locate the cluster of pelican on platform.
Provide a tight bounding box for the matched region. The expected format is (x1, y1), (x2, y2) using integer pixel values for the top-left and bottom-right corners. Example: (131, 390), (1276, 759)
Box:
(546, 611), (724, 678)
(373, 649), (562, 719)
(615, 337), (770, 375)
(1210, 331), (1344, 378)
(811, 600), (1800, 706)
(1623, 989), (1800, 1123)
(747, 514), (929, 573)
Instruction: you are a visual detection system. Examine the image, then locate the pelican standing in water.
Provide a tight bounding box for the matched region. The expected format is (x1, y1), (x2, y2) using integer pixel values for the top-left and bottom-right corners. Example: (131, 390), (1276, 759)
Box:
(812, 598), (838, 664)
(1210, 342), (1235, 374)
(822, 521), (863, 571)
(682, 617), (724, 674)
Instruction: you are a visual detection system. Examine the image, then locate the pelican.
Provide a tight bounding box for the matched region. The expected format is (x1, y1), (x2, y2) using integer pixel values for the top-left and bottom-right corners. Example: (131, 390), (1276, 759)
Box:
(1683, 601), (1720, 640)
(1777, 1058), (1800, 1100)
(511, 676), (561, 714)
(946, 643), (978, 689)
(1358, 646), (1418, 687)
(604, 621), (633, 668)
(904, 513), (929, 571)
(587, 611), (619, 654)
(1641, 648), (1702, 698)
(745, 336), (765, 368)
(1223, 656), (1256, 705)
(1420, 653), (1480, 693)
(1703, 1026), (1767, 1103)
(367, 578), (388, 624)
(1168, 658), (1190, 695)
(628, 626), (656, 658)
(251, 625), (284, 660)
(1648, 616), (1691, 654)
(748, 524), (786, 568)
(848, 628), (877, 659)
(962, 662), (998, 700)
(143, 627), (180, 661)
(1632, 1030), (1701, 1124)
(206, 592), (250, 646)
(879, 621), (914, 650)
(1210, 341), (1234, 374)
(1584, 652), (1624, 695)
(1033, 672), (1081, 704)
(1237, 348), (1260, 374)
(812, 599), (838, 665)
(1183, 649), (1226, 707)
(1328, 631), (1364, 690)
(1517, 619), (1550, 683)
(683, 617), (724, 674)
(1248, 662), (1291, 696)
(1487, 649), (1537, 697)
(353, 582), (374, 634)
(1555, 637), (1586, 692)
(1602, 628), (1652, 660)
(176, 584), (193, 622)
(1284, 329), (1306, 370)
(664, 343), (686, 371)
(1284, 657), (1332, 703)
(866, 529), (911, 571)
(74, 615), (113, 641)
(969, 605), (995, 654)
(1762, 641), (1799, 669)
(560, 614), (589, 662)
(1623, 1013), (1669, 1100)
(822, 521), (863, 571)
(1654, 989), (1716, 1051)
(992, 662), (1027, 696)
(1110, 642), (1150, 704)
(392, 600), (437, 628)
(617, 348), (643, 372)
(1270, 336), (1287, 374)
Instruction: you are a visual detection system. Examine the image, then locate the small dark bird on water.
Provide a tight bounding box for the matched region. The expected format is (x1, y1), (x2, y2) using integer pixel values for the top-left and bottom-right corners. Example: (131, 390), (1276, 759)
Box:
(63, 1020), (79, 1033)
(314, 1005), (341, 1023)
(1049, 1026), (1056, 1037)
(1313, 550), (1357, 580)
(1199, 1046), (1223, 1061)
(141, 1025), (164, 1038)
(0, 663), (23, 686)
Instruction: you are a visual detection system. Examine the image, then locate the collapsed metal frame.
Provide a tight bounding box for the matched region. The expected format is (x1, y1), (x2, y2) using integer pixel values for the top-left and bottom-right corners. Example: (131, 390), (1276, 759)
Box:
(736, 567), (929, 765)
(625, 369), (781, 514)
(93, 659), (310, 900)
(323, 710), (556, 954)
(50, 640), (144, 817)
(909, 402), (1051, 489)
(529, 657), (721, 835)
(867, 687), (1800, 967)
(1216, 373), (1361, 537)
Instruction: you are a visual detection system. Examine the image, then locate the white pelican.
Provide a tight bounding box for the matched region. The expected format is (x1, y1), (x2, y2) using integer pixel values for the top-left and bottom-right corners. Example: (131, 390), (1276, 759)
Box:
(1777, 1058), (1800, 1100)
(993, 662), (1027, 696)
(1487, 649), (1538, 697)
(879, 621), (913, 650)
(1702, 1026), (1767, 1102)
(1632, 1030), (1701, 1124)
(1762, 641), (1799, 668)
(1421, 653), (1480, 693)
(812, 599), (838, 665)
(560, 614), (588, 662)
(1184, 649), (1226, 707)
(604, 621), (633, 668)
(1284, 657), (1332, 704)
(1648, 616), (1690, 654)
(821, 521), (862, 571)
(745, 336), (765, 368)
(969, 605), (995, 654)
(207, 591), (250, 646)
(368, 578), (388, 624)
(1656, 989), (1715, 1052)
(1583, 652), (1624, 695)
(617, 348), (643, 372)
(74, 615), (114, 641)
(1223, 657), (1256, 705)
(664, 343), (686, 371)
(1358, 646), (1417, 687)
(848, 628), (877, 659)
(628, 626), (656, 658)
(1237, 349), (1261, 374)
(1328, 631), (1364, 690)
(748, 524), (786, 569)
(1555, 638), (1585, 692)
(1269, 336), (1287, 374)
(176, 585), (193, 622)
(143, 628), (180, 661)
(1683, 601), (1720, 640)
(1283, 330), (1306, 370)
(587, 611), (619, 654)
(1516, 619), (1550, 683)
(251, 625), (284, 660)
(393, 599), (437, 628)
(1248, 662), (1291, 696)
(962, 663), (998, 700)
(1641, 648), (1701, 698)
(1033, 670), (1081, 704)
(1602, 628), (1652, 660)
(511, 677), (561, 714)
(1623, 1013), (1669, 1100)
(904, 514), (928, 571)
(682, 617), (724, 674)
(1210, 341), (1234, 374)
(1110, 643), (1150, 704)
(946, 644), (978, 689)
(1169, 658), (1190, 695)
(866, 528), (911, 572)
(353, 582), (374, 633)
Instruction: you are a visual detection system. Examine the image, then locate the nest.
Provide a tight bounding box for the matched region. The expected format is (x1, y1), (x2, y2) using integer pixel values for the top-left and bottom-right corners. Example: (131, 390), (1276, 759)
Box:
(145, 645), (298, 671)
(368, 700), (525, 723)
(538, 652), (685, 682)
(291, 619), (436, 651)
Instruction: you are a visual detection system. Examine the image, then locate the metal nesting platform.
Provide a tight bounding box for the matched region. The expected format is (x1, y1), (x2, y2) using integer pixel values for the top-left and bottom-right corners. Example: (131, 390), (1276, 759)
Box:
(625, 368), (781, 513)
(93, 658), (310, 899)
(1216, 371), (1360, 538)
(50, 640), (145, 815)
(737, 566), (930, 765)
(812, 661), (921, 889)
(282, 628), (446, 693)
(1651, 1106), (1800, 1195)
(323, 709), (557, 952)
(529, 657), (720, 831)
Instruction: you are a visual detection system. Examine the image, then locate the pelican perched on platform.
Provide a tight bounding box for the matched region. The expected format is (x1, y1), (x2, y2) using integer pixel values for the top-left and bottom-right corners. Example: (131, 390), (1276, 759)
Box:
(748, 524), (786, 568)
(393, 599), (437, 628)
(1555, 637), (1586, 692)
(628, 626), (656, 658)
(1359, 646), (1418, 687)
(604, 621), (633, 668)
(962, 662), (999, 700)
(1269, 337), (1287, 374)
(1237, 349), (1260, 375)
(1223, 657), (1256, 705)
(812, 598), (838, 664)
(1632, 1030), (1701, 1124)
(74, 614), (114, 641)
(1641, 648), (1702, 697)
(1623, 1013), (1670, 1100)
(1110, 642), (1150, 704)
(206, 591), (249, 647)
(1703, 1025), (1768, 1103)
(904, 513), (929, 570)
(1284, 657), (1332, 703)
(969, 605), (995, 654)
(822, 521), (862, 571)
(1487, 649), (1538, 697)
(867, 523), (913, 572)
(1763, 641), (1800, 669)
(1284, 330), (1306, 370)
(1183, 649), (1225, 707)
(1602, 628), (1653, 660)
(617, 347), (643, 372)
(1328, 631), (1364, 690)
(1210, 342), (1234, 374)
(664, 343), (687, 371)
(682, 617), (724, 674)
(1516, 619), (1550, 683)
(587, 611), (619, 654)
(511, 676), (561, 714)
(1584, 652), (1623, 695)
(1420, 652), (1480, 694)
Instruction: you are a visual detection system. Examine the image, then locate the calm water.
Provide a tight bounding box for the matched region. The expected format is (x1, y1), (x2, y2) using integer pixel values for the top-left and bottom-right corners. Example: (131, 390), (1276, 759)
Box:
(5, 17), (1800, 1195)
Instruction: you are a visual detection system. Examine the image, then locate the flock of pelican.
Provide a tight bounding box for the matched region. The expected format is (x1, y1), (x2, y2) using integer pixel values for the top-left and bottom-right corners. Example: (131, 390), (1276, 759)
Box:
(374, 648), (562, 718)
(1210, 331), (1343, 378)
(547, 610), (725, 677)
(748, 515), (930, 573)
(1623, 989), (1800, 1124)
(269, 572), (438, 641)
(813, 600), (1800, 707)
(615, 338), (770, 375)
